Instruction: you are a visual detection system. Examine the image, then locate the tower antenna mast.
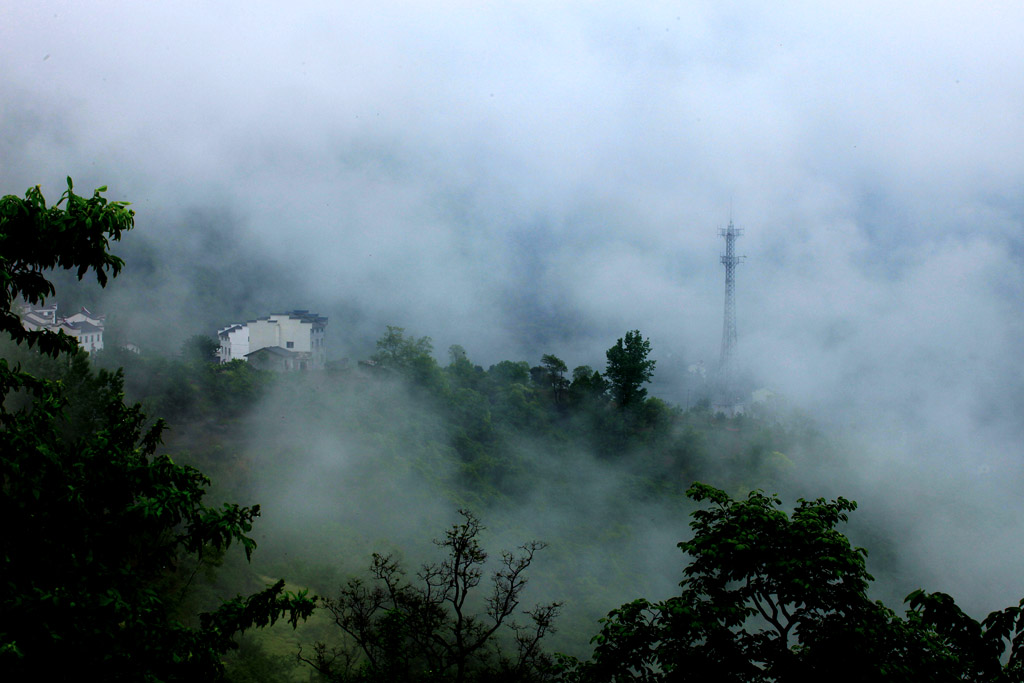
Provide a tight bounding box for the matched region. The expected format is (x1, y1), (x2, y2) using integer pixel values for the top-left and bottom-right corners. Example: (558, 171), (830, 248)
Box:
(718, 219), (744, 404)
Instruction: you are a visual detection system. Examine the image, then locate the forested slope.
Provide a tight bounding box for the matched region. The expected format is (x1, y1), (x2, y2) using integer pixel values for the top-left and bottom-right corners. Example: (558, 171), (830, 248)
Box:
(75, 321), (844, 671)
(7, 181), (1020, 682)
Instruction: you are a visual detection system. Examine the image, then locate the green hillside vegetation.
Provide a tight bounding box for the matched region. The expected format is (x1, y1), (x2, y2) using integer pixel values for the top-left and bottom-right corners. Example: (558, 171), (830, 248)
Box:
(93, 324), (817, 511)
(0, 181), (313, 681)
(5, 180), (1023, 681)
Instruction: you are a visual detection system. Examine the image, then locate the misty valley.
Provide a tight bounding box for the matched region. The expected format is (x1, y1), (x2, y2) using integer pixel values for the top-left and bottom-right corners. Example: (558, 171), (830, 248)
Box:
(3, 182), (1024, 681)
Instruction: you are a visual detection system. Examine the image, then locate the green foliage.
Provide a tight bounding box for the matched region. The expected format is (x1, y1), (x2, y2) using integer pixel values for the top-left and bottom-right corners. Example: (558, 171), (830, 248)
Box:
(904, 590), (1024, 681)
(222, 633), (301, 683)
(182, 333), (219, 364)
(604, 331), (655, 409)
(372, 325), (432, 365)
(568, 366), (607, 407)
(325, 326), (795, 498)
(92, 346), (272, 426)
(372, 325), (445, 391)
(0, 178), (133, 357)
(488, 360), (532, 387)
(303, 510), (560, 683)
(0, 181), (314, 681)
(562, 484), (1024, 682)
(535, 354), (569, 406)
(76, 315), (828, 663)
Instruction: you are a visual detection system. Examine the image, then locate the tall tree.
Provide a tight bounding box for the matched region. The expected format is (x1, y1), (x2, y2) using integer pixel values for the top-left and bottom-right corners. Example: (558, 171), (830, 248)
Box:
(538, 353), (569, 405)
(0, 180), (314, 680)
(562, 483), (1024, 682)
(604, 330), (655, 409)
(446, 344), (484, 391)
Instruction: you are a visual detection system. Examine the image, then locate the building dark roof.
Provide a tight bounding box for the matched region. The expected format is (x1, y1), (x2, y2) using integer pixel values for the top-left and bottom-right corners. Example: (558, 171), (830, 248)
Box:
(247, 310), (327, 326)
(62, 320), (103, 334)
(218, 323), (247, 335)
(245, 345), (298, 359)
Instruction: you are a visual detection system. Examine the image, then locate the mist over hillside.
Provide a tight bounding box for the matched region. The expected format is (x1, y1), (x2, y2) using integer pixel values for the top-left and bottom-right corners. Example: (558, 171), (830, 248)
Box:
(4, 0), (1024, 634)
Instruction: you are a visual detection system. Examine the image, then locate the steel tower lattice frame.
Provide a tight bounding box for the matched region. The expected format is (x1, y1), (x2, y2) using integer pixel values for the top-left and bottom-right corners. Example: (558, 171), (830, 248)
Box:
(718, 220), (744, 396)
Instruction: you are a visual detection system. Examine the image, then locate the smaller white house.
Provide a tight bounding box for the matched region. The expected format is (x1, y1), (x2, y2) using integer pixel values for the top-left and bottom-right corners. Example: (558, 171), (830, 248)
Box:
(217, 323), (250, 363)
(19, 302), (58, 329)
(18, 303), (105, 353)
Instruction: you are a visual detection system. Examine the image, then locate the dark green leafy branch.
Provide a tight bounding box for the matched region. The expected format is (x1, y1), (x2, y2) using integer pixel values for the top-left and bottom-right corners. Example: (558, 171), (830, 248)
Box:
(559, 484), (1024, 682)
(0, 178), (132, 357)
(0, 181), (314, 681)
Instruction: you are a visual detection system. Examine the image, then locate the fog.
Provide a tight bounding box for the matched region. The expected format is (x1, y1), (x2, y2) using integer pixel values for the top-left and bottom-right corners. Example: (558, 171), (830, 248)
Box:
(4, 0), (1024, 635)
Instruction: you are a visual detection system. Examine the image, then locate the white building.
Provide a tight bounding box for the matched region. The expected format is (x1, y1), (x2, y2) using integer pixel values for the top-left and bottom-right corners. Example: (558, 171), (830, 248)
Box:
(217, 323), (250, 363)
(18, 303), (105, 353)
(219, 310), (327, 370)
(61, 308), (106, 353)
(58, 320), (104, 353)
(63, 308), (105, 328)
(19, 303), (58, 329)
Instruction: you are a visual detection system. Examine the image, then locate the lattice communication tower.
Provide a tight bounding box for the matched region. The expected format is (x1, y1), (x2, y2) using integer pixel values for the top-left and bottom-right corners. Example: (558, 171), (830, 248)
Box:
(718, 220), (744, 385)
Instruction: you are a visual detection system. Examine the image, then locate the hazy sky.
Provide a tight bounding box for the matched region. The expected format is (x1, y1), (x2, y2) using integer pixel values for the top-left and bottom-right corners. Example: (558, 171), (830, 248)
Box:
(4, 1), (1024, 614)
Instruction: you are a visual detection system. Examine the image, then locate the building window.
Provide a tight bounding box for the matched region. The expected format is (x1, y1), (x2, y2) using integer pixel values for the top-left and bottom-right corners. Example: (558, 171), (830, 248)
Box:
(286, 341), (294, 349)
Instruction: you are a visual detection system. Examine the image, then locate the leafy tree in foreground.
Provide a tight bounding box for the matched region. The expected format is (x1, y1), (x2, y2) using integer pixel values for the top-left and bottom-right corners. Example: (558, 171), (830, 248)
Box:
(0, 179), (133, 357)
(561, 483), (1024, 682)
(302, 510), (560, 683)
(604, 330), (654, 409)
(0, 180), (314, 681)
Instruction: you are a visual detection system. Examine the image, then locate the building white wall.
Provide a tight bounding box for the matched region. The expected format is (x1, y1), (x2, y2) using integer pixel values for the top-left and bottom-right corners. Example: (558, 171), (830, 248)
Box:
(18, 302), (58, 330)
(19, 303), (105, 353)
(247, 318), (278, 353)
(57, 323), (104, 353)
(218, 324), (250, 363)
(82, 329), (104, 353)
(244, 311), (327, 369)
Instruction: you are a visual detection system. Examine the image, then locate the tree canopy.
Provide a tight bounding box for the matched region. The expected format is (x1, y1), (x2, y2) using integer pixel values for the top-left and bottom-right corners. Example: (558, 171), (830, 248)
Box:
(562, 483), (1024, 682)
(604, 330), (655, 409)
(0, 178), (133, 357)
(0, 180), (313, 681)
